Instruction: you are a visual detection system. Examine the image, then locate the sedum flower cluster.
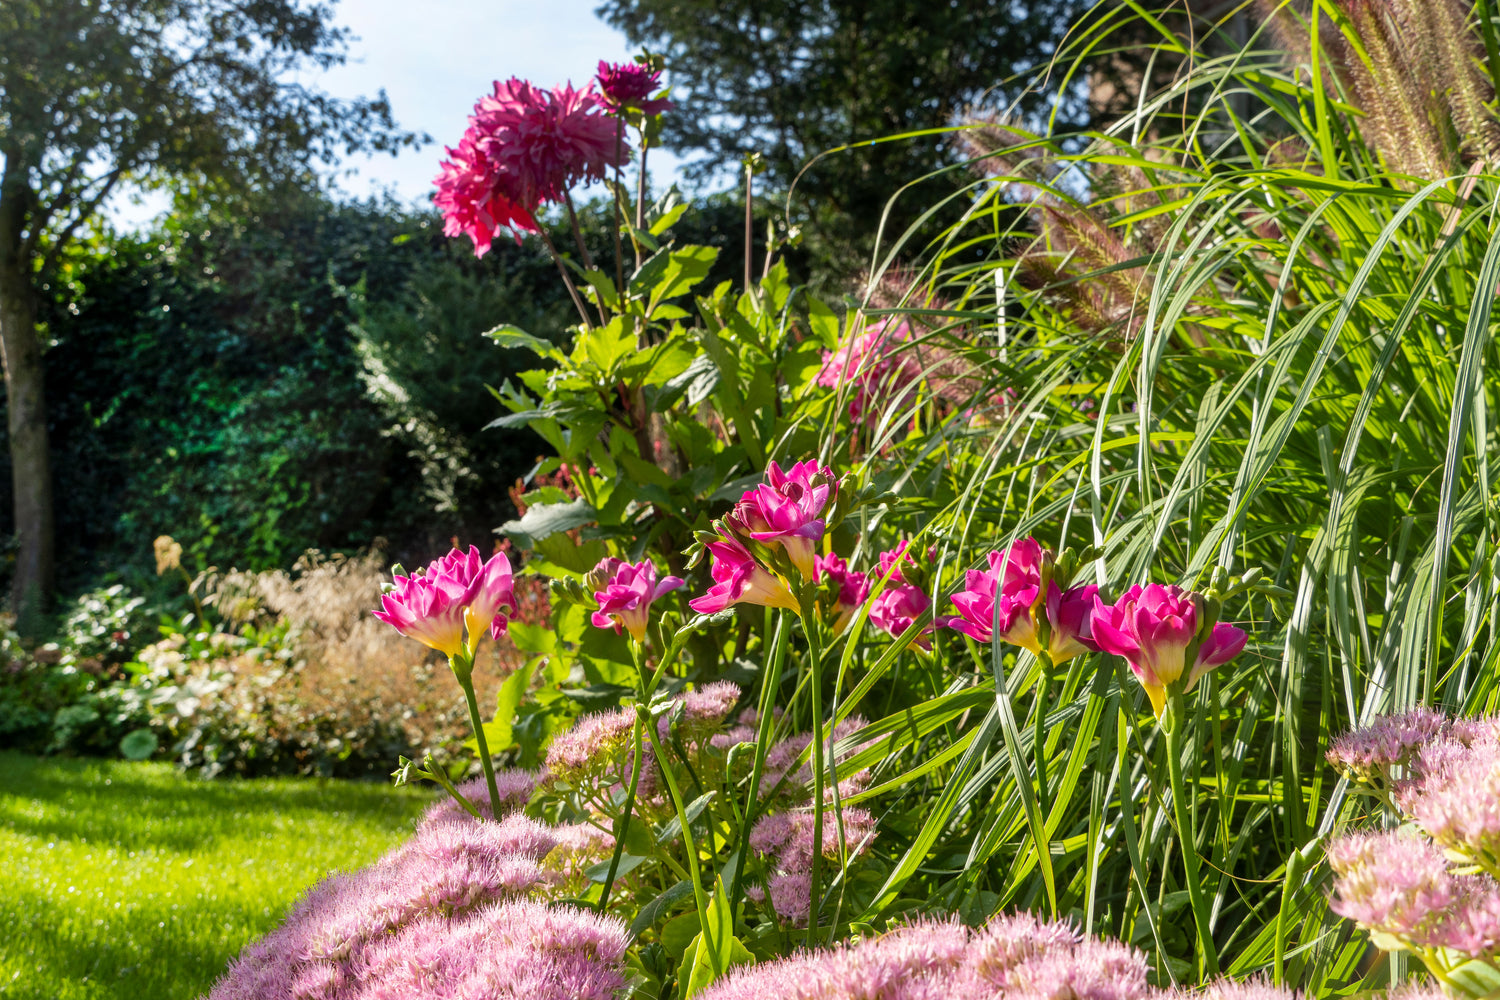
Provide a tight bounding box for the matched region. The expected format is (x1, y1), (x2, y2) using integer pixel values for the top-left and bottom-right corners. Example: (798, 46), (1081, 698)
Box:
(206, 770), (627, 1000)
(1327, 711), (1500, 996)
(696, 910), (1298, 1000)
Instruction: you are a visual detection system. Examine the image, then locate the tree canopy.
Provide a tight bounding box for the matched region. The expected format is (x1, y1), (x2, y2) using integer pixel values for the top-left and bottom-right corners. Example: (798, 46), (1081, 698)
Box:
(598, 0), (1088, 272)
(0, 0), (420, 628)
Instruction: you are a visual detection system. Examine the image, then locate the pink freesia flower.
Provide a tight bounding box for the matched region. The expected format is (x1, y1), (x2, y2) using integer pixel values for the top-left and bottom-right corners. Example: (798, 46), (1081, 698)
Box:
(869, 582), (934, 648)
(947, 541), (1044, 649)
(441, 544), (517, 643)
(588, 557), (683, 642)
(373, 546), (514, 657)
(816, 552), (869, 634)
(1092, 584), (1248, 716)
(689, 537), (800, 615)
(947, 539), (1097, 663)
(372, 565), (469, 657)
(725, 460), (837, 580)
(595, 60), (673, 116)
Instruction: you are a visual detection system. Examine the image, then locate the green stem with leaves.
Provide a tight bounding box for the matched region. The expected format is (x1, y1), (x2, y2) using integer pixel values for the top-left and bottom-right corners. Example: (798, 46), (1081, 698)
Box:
(1164, 685), (1218, 980)
(452, 651), (502, 822)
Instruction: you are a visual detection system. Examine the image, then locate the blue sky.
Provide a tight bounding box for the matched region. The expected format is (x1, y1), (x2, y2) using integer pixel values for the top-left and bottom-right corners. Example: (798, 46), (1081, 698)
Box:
(112, 0), (686, 227)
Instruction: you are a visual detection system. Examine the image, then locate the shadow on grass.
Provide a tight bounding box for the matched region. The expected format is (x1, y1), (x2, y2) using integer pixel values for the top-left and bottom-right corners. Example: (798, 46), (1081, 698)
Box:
(0, 751), (426, 852)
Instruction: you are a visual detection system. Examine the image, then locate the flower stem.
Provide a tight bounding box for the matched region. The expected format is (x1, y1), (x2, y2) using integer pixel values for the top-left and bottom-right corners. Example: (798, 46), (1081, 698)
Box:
(1165, 686), (1218, 980)
(597, 710), (646, 912)
(611, 120), (626, 296)
(453, 655), (502, 822)
(646, 712), (720, 974)
(564, 192), (596, 274)
(1034, 652), (1053, 820)
(536, 226), (593, 329)
(800, 589), (827, 945)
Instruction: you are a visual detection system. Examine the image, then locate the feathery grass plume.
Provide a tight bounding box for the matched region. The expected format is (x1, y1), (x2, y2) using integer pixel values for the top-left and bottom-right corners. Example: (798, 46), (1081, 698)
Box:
(864, 269), (987, 408)
(1254, 0), (1314, 70)
(1014, 198), (1151, 339)
(950, 111), (1056, 198)
(1389, 0), (1500, 162)
(1330, 0), (1452, 180)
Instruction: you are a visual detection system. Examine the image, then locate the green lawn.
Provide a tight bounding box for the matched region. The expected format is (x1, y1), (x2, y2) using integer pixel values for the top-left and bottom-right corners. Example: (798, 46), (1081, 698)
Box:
(0, 751), (433, 1000)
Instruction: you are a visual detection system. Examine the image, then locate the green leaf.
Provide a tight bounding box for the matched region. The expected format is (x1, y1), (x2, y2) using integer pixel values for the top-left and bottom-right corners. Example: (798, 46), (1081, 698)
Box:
(483, 324), (562, 360)
(498, 499), (596, 548)
(656, 792), (716, 844)
(649, 245), (720, 314)
(676, 876), (753, 998)
(629, 879), (695, 938)
(584, 852), (648, 882)
(486, 660), (534, 753)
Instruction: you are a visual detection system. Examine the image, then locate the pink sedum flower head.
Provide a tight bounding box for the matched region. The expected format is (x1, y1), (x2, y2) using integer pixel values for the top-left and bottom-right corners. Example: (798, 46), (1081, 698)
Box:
(595, 60), (673, 116)
(816, 552), (870, 634)
(689, 536), (800, 615)
(726, 460), (837, 580)
(1092, 583), (1247, 717)
(588, 557), (683, 642)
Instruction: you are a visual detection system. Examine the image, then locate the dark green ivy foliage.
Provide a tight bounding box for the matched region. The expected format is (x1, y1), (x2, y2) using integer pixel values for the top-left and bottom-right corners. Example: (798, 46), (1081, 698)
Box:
(17, 191), (577, 591)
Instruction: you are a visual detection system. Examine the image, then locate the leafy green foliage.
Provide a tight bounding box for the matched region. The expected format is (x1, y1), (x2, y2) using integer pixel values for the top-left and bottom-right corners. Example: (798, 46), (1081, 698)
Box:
(22, 193), (580, 589)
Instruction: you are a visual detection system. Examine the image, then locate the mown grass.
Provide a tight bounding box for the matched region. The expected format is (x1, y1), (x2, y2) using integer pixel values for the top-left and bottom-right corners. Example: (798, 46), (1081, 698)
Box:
(0, 751), (432, 1000)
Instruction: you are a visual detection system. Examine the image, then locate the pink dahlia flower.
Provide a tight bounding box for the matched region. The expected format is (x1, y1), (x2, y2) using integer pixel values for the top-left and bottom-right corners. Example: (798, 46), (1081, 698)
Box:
(816, 552), (869, 634)
(434, 78), (627, 257)
(473, 78), (623, 210)
(1092, 584), (1247, 717)
(588, 557), (683, 642)
(433, 133), (540, 255)
(725, 460), (837, 580)
(595, 60), (673, 116)
(689, 537), (800, 615)
(372, 545), (514, 657)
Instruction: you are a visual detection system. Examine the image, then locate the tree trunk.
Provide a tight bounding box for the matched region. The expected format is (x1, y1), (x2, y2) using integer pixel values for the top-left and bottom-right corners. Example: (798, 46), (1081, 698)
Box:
(0, 162), (53, 634)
